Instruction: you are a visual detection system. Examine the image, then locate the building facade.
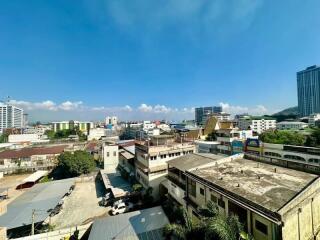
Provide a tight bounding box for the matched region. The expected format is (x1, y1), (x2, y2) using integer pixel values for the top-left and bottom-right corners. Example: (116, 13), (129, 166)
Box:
(52, 121), (93, 134)
(297, 65), (320, 117)
(0, 104), (23, 134)
(238, 117), (276, 134)
(276, 121), (308, 130)
(105, 116), (118, 126)
(134, 135), (196, 198)
(195, 106), (222, 126)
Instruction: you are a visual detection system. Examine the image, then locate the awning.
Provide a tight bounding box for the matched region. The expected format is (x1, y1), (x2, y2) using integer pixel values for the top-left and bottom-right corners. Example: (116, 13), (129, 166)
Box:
(22, 170), (48, 183)
(135, 161), (148, 173)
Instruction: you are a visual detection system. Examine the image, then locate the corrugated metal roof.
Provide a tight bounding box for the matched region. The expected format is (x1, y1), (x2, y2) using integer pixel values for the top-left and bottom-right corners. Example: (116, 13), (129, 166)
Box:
(88, 206), (169, 240)
(0, 145), (68, 160)
(22, 170), (48, 183)
(0, 178), (74, 229)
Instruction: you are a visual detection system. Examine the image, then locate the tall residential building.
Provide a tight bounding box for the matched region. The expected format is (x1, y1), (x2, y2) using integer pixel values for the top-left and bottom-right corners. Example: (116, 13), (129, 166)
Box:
(195, 106), (222, 126)
(297, 65), (320, 117)
(0, 103), (24, 134)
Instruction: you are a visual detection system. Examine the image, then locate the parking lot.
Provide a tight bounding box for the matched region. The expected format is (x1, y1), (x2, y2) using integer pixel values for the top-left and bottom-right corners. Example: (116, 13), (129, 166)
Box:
(0, 173), (31, 203)
(50, 178), (110, 229)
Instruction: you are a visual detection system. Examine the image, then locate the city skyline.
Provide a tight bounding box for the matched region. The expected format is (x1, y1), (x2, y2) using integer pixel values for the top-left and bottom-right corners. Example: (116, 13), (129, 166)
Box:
(1, 1), (320, 121)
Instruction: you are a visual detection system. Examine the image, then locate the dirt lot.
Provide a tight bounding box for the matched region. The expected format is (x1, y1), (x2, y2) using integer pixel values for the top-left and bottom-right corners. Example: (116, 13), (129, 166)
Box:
(50, 178), (110, 229)
(0, 173), (31, 203)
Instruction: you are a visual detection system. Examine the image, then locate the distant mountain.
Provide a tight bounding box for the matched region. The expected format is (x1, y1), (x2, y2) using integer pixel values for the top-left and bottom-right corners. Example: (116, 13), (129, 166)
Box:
(272, 106), (299, 116)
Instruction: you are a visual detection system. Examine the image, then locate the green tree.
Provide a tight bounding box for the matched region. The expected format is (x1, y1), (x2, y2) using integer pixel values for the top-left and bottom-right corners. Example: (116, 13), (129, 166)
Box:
(0, 133), (8, 143)
(58, 150), (95, 177)
(305, 128), (320, 147)
(164, 201), (249, 240)
(260, 130), (305, 145)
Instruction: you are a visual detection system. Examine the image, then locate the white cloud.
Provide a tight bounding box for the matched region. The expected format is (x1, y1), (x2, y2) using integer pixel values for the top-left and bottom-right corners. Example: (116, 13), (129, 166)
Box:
(59, 101), (83, 111)
(219, 102), (270, 115)
(138, 103), (153, 112)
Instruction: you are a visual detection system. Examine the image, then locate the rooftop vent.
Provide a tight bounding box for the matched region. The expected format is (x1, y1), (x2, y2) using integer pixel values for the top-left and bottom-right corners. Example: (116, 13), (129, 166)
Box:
(274, 168), (277, 173)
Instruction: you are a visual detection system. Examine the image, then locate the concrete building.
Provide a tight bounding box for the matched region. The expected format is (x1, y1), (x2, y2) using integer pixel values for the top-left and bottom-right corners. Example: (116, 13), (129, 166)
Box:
(23, 125), (52, 136)
(52, 121), (93, 134)
(135, 135), (196, 198)
(105, 116), (118, 126)
(297, 65), (320, 117)
(195, 106), (222, 126)
(308, 113), (320, 126)
(276, 121), (308, 130)
(102, 143), (119, 172)
(183, 155), (320, 240)
(0, 103), (23, 134)
(245, 141), (320, 174)
(216, 121), (254, 155)
(8, 134), (48, 144)
(0, 145), (67, 173)
(237, 116), (276, 134)
(87, 128), (107, 141)
(194, 140), (220, 153)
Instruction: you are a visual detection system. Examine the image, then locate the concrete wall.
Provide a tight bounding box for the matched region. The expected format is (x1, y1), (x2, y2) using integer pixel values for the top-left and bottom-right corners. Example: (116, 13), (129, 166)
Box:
(103, 145), (119, 172)
(279, 178), (320, 240)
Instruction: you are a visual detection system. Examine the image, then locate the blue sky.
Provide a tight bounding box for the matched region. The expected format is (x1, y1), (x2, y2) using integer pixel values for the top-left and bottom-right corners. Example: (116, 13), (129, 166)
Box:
(1, 0), (320, 122)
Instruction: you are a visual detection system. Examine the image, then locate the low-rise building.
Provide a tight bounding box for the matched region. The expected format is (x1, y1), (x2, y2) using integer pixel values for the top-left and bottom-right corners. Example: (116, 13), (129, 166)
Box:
(245, 141), (320, 174)
(276, 121), (308, 130)
(87, 128), (107, 141)
(184, 156), (320, 240)
(102, 143), (119, 173)
(308, 113), (320, 126)
(135, 135), (196, 198)
(8, 134), (49, 144)
(238, 116), (276, 134)
(0, 145), (67, 173)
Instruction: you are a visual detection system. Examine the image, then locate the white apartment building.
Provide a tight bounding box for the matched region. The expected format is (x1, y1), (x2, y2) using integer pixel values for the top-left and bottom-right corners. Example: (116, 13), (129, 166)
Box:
(276, 121), (308, 130)
(105, 116), (118, 126)
(238, 117), (276, 134)
(308, 113), (320, 126)
(0, 103), (23, 134)
(135, 135), (196, 199)
(211, 112), (231, 121)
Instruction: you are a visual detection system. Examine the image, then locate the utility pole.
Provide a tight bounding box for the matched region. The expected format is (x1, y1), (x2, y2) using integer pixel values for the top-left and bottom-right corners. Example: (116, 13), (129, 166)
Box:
(31, 209), (35, 235)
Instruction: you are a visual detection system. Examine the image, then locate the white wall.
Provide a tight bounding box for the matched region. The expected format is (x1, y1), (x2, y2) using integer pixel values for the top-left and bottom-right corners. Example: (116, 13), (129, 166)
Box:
(103, 145), (119, 173)
(8, 134), (40, 143)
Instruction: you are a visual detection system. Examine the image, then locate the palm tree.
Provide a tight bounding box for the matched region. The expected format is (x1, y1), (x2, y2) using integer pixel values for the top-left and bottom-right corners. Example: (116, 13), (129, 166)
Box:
(163, 210), (206, 239)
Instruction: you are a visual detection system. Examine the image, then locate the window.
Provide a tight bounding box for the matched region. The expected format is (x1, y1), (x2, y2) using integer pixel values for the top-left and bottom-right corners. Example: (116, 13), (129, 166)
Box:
(255, 220), (268, 235)
(200, 188), (204, 196)
(188, 179), (197, 197)
(113, 151), (117, 157)
(150, 156), (157, 160)
(107, 152), (110, 157)
(211, 194), (217, 203)
(218, 198), (225, 209)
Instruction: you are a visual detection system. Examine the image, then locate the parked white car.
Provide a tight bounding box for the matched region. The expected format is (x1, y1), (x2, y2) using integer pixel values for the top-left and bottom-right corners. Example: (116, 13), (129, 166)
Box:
(111, 201), (134, 215)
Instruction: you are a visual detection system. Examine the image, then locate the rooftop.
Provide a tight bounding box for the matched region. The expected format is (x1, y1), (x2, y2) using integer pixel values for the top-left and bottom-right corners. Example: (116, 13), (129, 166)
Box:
(0, 145), (68, 160)
(0, 178), (75, 229)
(88, 206), (169, 240)
(168, 153), (225, 172)
(100, 170), (132, 198)
(188, 158), (318, 213)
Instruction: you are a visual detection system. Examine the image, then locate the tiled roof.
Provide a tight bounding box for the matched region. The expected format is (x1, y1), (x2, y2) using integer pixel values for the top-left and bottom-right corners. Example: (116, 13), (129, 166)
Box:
(0, 145), (68, 159)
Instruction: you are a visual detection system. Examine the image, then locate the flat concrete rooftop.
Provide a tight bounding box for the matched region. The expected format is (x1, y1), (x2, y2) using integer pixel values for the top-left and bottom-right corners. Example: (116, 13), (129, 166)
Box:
(189, 158), (318, 212)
